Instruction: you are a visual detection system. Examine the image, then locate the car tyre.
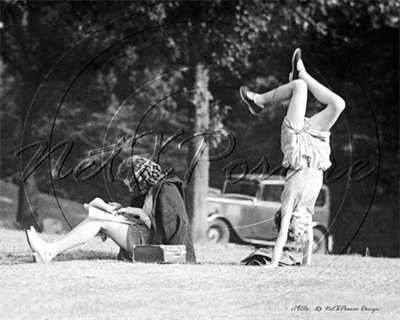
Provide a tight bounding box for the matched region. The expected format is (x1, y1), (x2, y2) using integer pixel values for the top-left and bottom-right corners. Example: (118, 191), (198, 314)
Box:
(207, 219), (230, 244)
(312, 228), (327, 254)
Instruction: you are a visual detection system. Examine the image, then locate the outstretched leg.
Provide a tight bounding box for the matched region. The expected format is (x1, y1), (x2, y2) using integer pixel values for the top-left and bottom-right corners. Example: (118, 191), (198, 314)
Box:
(297, 60), (345, 131)
(241, 79), (308, 129)
(26, 218), (130, 262)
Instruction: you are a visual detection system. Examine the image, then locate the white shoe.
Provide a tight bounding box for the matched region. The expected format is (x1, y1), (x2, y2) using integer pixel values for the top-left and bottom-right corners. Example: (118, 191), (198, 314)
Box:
(25, 227), (53, 263)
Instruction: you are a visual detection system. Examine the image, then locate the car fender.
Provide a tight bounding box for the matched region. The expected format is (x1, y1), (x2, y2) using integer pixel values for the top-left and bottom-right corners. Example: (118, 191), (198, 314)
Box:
(207, 213), (225, 223)
(207, 214), (244, 243)
(311, 222), (332, 253)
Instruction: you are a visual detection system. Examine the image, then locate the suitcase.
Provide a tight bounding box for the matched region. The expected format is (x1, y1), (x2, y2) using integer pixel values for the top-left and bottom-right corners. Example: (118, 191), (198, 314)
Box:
(131, 245), (187, 263)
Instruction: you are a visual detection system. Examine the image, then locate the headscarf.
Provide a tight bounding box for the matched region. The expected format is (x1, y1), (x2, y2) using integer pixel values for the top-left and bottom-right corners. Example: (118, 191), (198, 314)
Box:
(116, 155), (166, 194)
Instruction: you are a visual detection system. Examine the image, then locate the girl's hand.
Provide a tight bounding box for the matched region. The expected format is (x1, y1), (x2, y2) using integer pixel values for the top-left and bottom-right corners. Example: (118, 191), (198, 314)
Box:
(118, 207), (146, 219)
(108, 202), (122, 211)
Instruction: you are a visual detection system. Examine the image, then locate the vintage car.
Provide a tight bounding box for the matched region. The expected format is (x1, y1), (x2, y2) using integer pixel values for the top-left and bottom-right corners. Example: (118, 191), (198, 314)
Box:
(207, 174), (332, 254)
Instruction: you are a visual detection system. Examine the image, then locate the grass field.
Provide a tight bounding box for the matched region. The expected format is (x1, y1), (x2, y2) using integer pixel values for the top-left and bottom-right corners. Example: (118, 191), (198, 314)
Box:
(1, 227), (399, 320)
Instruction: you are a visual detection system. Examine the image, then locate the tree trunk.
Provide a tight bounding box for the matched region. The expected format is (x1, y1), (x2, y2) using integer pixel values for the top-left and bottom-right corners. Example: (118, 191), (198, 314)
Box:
(185, 66), (212, 244)
(16, 173), (40, 229)
(15, 78), (41, 229)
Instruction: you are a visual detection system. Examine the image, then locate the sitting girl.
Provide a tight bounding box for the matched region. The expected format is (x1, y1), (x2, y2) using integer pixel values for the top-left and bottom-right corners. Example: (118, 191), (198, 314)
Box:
(25, 155), (197, 263)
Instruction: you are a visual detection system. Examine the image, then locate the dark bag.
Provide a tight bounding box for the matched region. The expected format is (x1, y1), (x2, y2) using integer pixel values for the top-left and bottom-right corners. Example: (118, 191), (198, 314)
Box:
(131, 245), (187, 264)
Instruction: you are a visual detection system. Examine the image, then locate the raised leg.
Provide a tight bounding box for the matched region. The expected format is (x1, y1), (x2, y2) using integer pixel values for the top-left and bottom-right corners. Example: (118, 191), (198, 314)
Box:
(251, 79), (308, 129)
(298, 62), (345, 131)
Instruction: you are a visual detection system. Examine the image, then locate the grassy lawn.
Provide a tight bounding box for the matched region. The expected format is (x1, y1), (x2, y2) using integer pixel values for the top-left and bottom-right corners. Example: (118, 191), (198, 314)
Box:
(1, 180), (399, 319)
(1, 227), (399, 320)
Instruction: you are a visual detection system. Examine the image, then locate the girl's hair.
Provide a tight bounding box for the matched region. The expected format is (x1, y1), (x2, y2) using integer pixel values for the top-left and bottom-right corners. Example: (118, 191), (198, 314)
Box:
(274, 209), (308, 244)
(116, 155), (166, 192)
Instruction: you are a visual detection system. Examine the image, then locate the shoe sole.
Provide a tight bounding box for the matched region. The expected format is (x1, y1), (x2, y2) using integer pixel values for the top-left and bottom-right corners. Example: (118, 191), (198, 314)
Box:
(25, 228), (46, 263)
(25, 229), (35, 252)
(239, 86), (262, 116)
(291, 48), (301, 81)
(33, 252), (45, 263)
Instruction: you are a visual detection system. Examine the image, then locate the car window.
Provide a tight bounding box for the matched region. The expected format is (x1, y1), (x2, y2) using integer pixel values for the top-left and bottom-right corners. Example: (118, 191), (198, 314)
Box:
(223, 181), (258, 198)
(260, 184), (284, 202)
(316, 189), (326, 207)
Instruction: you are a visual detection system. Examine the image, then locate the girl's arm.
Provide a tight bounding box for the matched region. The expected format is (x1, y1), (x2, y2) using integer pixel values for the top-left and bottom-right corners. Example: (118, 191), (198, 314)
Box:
(270, 210), (291, 267)
(302, 223), (313, 266)
(118, 207), (152, 228)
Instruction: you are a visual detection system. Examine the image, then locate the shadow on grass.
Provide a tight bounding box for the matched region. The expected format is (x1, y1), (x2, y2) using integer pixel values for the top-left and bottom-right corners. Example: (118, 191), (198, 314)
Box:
(0, 227), (255, 266)
(0, 250), (118, 265)
(0, 250), (255, 266)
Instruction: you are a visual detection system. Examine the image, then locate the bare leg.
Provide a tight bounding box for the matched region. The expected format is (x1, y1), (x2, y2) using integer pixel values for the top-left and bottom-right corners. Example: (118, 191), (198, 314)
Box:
(30, 218), (130, 261)
(251, 79), (308, 129)
(298, 62), (345, 131)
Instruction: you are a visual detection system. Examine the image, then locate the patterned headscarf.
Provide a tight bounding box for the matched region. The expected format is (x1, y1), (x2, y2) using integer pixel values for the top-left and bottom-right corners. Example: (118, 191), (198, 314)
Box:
(116, 155), (166, 194)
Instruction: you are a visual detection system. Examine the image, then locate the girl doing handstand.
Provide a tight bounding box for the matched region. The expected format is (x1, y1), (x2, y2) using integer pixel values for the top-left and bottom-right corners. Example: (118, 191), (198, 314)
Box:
(240, 48), (345, 266)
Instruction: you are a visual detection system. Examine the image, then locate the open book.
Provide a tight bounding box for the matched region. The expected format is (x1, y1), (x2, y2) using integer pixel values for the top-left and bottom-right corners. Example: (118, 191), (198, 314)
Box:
(84, 198), (131, 224)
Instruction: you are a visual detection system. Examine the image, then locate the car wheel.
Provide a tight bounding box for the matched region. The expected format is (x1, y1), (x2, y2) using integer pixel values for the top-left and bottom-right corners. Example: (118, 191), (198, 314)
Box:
(312, 228), (327, 254)
(207, 219), (230, 244)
